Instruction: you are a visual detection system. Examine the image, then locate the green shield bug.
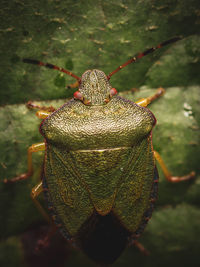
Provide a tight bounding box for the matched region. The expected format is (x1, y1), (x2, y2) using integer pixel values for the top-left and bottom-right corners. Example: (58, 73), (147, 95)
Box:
(4, 37), (195, 264)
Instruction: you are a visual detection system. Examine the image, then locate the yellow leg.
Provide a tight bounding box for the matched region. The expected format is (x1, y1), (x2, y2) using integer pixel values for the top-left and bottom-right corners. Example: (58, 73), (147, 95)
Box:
(26, 101), (55, 119)
(135, 87), (165, 107)
(31, 182), (58, 250)
(31, 181), (52, 224)
(154, 151), (195, 183)
(4, 142), (45, 183)
(66, 80), (79, 89)
(36, 110), (52, 119)
(26, 101), (56, 112)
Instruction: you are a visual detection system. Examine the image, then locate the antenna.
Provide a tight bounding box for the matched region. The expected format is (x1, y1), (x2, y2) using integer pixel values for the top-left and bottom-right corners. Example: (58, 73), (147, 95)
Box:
(107, 37), (181, 80)
(23, 58), (81, 83)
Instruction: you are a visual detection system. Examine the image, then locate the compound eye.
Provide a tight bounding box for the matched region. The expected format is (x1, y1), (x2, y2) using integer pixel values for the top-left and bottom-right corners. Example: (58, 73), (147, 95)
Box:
(74, 91), (91, 105)
(74, 91), (83, 100)
(110, 88), (118, 96)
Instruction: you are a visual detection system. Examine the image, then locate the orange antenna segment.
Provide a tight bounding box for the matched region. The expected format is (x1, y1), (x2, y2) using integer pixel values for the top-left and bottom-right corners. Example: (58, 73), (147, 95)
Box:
(23, 59), (81, 83)
(107, 37), (181, 80)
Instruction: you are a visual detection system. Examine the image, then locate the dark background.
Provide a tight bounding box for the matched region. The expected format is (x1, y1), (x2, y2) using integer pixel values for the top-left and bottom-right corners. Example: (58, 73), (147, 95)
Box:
(0, 1), (200, 266)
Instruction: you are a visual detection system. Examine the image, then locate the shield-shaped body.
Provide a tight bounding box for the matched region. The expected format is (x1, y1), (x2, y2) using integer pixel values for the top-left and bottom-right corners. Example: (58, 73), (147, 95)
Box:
(40, 93), (158, 264)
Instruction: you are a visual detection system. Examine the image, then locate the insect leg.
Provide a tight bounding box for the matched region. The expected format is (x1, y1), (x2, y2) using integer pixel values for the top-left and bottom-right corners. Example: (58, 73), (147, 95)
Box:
(154, 151), (195, 182)
(132, 240), (149, 256)
(135, 87), (165, 107)
(31, 181), (58, 250)
(4, 142), (45, 183)
(26, 101), (56, 112)
(35, 110), (52, 119)
(26, 101), (55, 119)
(31, 181), (52, 224)
(66, 80), (79, 89)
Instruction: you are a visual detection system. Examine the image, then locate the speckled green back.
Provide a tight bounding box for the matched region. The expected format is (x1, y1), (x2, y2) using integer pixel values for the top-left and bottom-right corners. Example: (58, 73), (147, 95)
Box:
(41, 96), (156, 236)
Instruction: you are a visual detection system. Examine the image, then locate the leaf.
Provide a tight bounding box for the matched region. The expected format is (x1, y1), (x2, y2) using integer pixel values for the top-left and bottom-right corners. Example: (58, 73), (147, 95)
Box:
(0, 1), (200, 266)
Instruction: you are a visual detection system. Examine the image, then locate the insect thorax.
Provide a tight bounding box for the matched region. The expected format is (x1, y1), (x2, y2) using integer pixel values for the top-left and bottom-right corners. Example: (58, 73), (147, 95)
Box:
(40, 97), (156, 151)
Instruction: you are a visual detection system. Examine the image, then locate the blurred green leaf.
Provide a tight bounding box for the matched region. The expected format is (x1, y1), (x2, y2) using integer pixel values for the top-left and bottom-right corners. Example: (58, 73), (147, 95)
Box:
(0, 1), (200, 266)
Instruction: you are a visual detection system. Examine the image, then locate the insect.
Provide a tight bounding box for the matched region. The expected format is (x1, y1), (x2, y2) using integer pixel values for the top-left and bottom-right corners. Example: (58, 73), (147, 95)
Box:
(4, 37), (195, 264)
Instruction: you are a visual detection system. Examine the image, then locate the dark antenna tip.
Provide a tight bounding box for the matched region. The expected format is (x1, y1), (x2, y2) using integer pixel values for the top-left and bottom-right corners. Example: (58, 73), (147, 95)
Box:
(107, 36), (182, 79)
(22, 58), (81, 82)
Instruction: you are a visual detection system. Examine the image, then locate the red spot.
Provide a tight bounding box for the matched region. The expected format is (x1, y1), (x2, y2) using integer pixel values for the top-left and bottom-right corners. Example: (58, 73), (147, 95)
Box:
(137, 53), (144, 59)
(74, 91), (83, 100)
(110, 88), (118, 96)
(53, 66), (60, 70)
(157, 44), (162, 48)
